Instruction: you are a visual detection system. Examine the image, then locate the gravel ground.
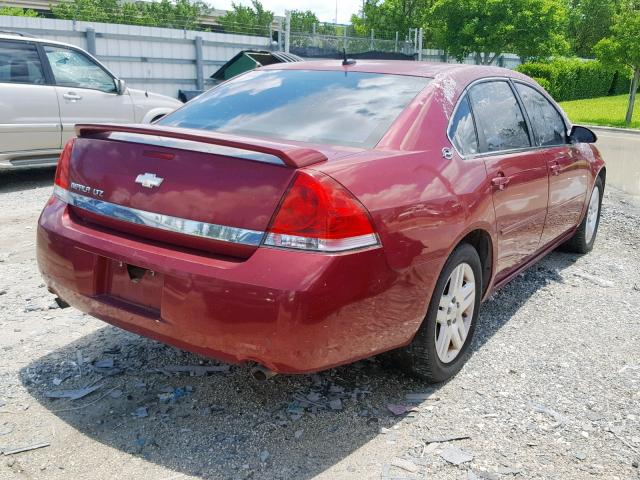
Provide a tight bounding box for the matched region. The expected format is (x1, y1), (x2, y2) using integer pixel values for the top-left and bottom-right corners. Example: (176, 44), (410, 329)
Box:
(0, 169), (639, 480)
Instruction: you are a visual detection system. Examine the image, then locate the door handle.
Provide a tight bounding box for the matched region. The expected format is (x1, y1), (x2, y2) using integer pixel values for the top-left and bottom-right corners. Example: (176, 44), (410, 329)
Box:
(491, 174), (510, 191)
(63, 92), (82, 101)
(549, 160), (561, 176)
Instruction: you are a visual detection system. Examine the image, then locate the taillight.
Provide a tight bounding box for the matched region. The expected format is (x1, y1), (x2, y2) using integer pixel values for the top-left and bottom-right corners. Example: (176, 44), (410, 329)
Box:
(54, 138), (75, 190)
(263, 170), (379, 252)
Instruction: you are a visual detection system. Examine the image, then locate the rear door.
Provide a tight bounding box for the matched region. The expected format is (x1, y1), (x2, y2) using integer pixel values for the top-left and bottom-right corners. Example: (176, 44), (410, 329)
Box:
(468, 80), (549, 278)
(0, 39), (61, 154)
(513, 82), (588, 245)
(42, 44), (135, 144)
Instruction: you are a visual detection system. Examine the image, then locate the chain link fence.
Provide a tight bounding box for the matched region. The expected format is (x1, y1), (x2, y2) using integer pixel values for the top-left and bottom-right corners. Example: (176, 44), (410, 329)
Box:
(284, 21), (421, 60)
(277, 18), (521, 68)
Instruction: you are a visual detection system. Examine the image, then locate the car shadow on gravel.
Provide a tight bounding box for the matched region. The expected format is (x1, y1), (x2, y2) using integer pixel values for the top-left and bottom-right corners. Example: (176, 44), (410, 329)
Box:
(18, 251), (576, 479)
(0, 168), (55, 194)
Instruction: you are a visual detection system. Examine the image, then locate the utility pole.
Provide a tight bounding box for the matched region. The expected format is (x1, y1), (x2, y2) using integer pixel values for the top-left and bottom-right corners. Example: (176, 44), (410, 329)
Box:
(626, 68), (639, 127)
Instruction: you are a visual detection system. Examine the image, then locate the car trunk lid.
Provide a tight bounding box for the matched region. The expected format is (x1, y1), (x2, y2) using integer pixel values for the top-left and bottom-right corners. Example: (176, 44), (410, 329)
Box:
(63, 124), (331, 258)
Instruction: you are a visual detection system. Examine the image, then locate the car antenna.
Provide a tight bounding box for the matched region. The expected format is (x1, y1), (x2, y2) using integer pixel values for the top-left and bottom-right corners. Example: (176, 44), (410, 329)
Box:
(342, 48), (356, 66)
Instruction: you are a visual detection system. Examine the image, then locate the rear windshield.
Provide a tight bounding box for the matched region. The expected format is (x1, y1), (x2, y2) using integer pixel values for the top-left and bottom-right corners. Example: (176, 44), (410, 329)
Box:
(158, 69), (430, 148)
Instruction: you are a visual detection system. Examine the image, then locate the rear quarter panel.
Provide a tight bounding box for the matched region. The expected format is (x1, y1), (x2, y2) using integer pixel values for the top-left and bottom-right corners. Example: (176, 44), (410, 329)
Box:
(313, 71), (501, 337)
(314, 148), (496, 339)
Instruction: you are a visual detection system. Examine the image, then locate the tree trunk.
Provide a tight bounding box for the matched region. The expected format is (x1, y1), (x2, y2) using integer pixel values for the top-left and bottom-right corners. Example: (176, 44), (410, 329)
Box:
(626, 67), (639, 127)
(477, 52), (500, 65)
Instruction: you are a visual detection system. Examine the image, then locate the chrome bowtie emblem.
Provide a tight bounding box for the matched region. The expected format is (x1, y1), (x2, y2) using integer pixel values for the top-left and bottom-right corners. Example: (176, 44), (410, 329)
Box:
(135, 172), (164, 189)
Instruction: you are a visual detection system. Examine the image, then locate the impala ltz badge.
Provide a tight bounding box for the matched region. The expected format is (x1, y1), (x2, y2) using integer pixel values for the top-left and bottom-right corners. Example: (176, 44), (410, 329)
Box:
(135, 173), (164, 189)
(70, 182), (103, 197)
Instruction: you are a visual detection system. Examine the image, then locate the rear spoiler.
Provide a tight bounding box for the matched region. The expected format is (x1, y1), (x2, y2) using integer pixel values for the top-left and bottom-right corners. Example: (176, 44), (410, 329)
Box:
(75, 124), (327, 168)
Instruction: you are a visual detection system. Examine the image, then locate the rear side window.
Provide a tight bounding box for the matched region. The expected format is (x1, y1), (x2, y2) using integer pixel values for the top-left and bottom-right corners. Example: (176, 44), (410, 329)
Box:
(468, 81), (531, 153)
(158, 69), (430, 148)
(448, 95), (478, 156)
(0, 41), (45, 85)
(515, 83), (567, 147)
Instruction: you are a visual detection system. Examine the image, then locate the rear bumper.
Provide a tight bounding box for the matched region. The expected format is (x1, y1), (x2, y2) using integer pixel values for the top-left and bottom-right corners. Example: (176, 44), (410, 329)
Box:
(37, 197), (435, 373)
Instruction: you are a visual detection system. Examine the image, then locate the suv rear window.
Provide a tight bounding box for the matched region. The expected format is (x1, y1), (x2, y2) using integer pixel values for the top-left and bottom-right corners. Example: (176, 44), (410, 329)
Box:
(158, 69), (430, 148)
(0, 41), (45, 85)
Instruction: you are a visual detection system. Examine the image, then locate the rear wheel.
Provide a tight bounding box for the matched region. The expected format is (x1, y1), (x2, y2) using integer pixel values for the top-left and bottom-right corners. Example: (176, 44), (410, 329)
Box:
(390, 243), (482, 383)
(562, 177), (603, 254)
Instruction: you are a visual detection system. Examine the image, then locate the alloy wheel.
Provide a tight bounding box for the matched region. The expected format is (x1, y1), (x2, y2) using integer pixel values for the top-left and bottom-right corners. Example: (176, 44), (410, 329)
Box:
(435, 262), (476, 363)
(585, 185), (600, 244)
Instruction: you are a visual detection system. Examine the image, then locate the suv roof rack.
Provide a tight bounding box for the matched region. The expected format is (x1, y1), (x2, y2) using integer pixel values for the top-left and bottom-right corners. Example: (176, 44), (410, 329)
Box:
(0, 30), (36, 38)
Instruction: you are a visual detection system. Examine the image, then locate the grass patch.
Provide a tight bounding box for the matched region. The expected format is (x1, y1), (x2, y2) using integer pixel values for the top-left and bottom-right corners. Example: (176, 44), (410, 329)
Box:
(559, 94), (640, 129)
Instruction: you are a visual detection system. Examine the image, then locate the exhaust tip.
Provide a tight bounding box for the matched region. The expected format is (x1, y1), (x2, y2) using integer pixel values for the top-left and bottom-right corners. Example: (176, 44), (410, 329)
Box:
(250, 365), (277, 381)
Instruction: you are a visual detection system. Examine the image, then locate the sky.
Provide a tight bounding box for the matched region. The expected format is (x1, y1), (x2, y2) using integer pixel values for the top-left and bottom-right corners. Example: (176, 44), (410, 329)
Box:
(211, 0), (363, 24)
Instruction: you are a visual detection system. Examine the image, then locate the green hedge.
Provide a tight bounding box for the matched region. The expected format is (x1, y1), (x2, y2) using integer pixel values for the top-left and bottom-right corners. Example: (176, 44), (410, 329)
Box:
(516, 58), (631, 102)
(532, 77), (551, 92)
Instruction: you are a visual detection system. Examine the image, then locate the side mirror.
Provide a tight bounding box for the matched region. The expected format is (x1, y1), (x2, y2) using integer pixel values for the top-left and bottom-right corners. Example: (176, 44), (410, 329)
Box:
(115, 78), (127, 95)
(569, 125), (597, 144)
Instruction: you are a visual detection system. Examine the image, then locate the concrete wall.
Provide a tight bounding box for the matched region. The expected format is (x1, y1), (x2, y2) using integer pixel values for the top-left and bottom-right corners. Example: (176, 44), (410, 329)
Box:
(0, 15), (271, 98)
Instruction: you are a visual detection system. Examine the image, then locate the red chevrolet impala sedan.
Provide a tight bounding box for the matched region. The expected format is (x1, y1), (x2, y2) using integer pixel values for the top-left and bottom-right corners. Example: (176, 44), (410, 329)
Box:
(37, 61), (605, 382)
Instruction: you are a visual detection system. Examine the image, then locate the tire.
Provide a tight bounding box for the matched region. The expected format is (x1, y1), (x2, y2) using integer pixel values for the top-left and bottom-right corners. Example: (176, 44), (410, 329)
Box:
(389, 243), (482, 383)
(562, 177), (603, 254)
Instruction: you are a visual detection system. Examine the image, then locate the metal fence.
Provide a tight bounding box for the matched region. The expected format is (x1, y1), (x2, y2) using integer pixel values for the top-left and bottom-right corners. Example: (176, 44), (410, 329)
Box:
(284, 19), (522, 68)
(0, 15), (523, 99)
(0, 15), (271, 98)
(286, 21), (422, 59)
(421, 49), (522, 69)
(282, 18), (522, 68)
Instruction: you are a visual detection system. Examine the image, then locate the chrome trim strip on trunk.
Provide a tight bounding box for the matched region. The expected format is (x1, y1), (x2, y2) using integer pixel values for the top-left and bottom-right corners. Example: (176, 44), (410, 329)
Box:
(54, 185), (265, 246)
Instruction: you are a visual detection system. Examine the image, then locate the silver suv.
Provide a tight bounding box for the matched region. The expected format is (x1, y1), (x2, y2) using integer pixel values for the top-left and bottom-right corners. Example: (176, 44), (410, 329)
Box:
(0, 31), (182, 169)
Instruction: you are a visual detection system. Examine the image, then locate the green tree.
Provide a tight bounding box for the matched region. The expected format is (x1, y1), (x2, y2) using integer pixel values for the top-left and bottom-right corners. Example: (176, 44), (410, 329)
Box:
(145, 0), (207, 29)
(594, 1), (640, 126)
(289, 9), (319, 33)
(52, 0), (121, 24)
(218, 0), (274, 36)
(567, 0), (619, 58)
(350, 0), (432, 37)
(429, 0), (568, 64)
(0, 6), (39, 16)
(51, 0), (206, 29)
